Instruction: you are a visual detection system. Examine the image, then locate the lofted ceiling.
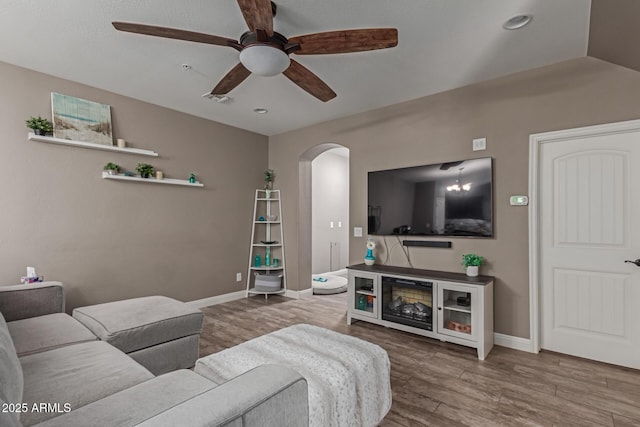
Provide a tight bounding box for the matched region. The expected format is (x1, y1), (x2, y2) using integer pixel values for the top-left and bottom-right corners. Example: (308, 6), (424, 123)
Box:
(0, 1), (592, 136)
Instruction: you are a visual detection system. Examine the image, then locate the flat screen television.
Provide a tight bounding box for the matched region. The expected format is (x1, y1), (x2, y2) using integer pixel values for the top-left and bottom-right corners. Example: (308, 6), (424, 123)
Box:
(368, 157), (493, 237)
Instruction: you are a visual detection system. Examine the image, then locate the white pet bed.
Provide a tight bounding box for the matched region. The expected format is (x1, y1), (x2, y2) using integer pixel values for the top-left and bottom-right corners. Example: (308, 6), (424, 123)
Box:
(312, 269), (348, 295)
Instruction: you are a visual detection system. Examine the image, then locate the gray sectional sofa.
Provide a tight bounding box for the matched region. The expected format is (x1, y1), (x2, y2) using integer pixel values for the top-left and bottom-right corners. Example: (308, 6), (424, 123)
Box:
(0, 281), (309, 427)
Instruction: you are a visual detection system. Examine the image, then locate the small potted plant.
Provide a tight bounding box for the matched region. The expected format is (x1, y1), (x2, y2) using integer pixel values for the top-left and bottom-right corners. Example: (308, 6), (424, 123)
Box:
(461, 253), (483, 277)
(136, 163), (154, 179)
(103, 162), (120, 176)
(264, 169), (275, 198)
(25, 116), (53, 136)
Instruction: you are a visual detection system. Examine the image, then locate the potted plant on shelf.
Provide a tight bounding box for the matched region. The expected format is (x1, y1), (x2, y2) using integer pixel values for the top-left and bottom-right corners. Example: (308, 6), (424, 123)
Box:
(25, 116), (53, 136)
(264, 169), (275, 198)
(461, 253), (483, 277)
(103, 162), (120, 176)
(136, 163), (154, 179)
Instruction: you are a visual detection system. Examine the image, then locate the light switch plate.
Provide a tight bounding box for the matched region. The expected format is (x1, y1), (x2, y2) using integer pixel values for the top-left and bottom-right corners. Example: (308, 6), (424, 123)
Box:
(472, 138), (487, 151)
(354, 227), (363, 237)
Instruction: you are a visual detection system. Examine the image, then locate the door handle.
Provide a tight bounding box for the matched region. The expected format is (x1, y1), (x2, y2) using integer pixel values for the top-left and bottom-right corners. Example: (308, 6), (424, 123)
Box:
(624, 259), (640, 267)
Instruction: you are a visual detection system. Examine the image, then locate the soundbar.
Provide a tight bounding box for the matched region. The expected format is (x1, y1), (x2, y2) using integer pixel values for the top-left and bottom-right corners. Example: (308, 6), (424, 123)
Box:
(402, 240), (452, 248)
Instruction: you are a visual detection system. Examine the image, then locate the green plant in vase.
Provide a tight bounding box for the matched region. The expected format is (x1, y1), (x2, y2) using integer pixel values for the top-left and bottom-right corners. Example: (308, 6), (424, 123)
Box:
(25, 116), (53, 136)
(461, 253), (484, 277)
(136, 163), (154, 178)
(103, 162), (120, 175)
(264, 168), (275, 198)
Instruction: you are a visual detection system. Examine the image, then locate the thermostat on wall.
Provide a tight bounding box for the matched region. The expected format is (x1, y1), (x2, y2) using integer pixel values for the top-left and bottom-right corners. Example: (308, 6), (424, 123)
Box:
(509, 196), (528, 206)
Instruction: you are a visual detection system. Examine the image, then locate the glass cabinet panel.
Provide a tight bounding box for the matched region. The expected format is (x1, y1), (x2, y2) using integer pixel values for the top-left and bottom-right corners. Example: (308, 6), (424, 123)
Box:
(438, 283), (476, 340)
(352, 273), (378, 318)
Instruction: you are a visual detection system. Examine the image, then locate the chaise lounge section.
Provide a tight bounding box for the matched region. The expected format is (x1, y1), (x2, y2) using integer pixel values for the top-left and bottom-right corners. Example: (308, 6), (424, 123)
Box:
(0, 281), (309, 427)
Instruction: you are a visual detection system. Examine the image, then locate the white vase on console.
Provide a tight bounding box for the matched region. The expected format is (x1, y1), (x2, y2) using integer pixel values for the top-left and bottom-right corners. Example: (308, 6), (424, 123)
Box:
(364, 240), (376, 266)
(466, 266), (479, 277)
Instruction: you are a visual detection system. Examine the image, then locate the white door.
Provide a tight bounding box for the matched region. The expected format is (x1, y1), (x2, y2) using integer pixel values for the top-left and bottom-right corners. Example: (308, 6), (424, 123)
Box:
(539, 124), (640, 368)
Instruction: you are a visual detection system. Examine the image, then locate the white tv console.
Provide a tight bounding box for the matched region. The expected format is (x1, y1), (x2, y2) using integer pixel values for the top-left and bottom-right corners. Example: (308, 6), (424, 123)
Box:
(347, 263), (494, 360)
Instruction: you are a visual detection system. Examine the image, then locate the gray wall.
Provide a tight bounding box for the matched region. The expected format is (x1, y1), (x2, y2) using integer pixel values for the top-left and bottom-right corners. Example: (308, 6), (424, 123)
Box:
(268, 57), (640, 339)
(0, 61), (268, 310)
(589, 0), (640, 73)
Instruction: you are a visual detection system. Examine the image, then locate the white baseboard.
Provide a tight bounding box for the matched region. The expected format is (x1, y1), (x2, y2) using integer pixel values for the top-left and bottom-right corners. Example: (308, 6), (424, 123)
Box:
(494, 332), (533, 353)
(187, 290), (246, 308)
(284, 288), (314, 299)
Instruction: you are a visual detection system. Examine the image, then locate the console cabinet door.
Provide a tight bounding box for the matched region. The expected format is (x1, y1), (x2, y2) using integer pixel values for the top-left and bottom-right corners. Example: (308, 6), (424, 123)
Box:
(348, 271), (379, 319)
(437, 282), (478, 342)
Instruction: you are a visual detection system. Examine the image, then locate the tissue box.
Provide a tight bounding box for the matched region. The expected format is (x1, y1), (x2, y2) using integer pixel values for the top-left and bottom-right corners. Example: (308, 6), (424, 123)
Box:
(254, 274), (282, 292)
(20, 276), (44, 284)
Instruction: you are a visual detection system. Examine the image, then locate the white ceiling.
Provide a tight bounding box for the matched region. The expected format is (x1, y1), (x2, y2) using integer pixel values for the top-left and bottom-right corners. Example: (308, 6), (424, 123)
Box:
(0, 1), (591, 136)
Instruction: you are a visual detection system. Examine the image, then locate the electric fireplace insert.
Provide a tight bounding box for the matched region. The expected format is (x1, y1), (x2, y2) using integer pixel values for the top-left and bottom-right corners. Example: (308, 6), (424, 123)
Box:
(381, 275), (433, 331)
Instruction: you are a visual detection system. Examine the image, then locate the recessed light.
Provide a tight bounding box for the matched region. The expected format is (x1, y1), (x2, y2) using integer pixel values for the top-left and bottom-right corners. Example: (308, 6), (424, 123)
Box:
(503, 14), (532, 30)
(253, 108), (269, 114)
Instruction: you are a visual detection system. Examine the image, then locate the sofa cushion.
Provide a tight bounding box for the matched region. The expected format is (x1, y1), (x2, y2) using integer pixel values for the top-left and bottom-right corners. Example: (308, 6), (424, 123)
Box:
(72, 296), (203, 353)
(0, 311), (23, 427)
(8, 313), (97, 356)
(136, 365), (308, 427)
(20, 341), (153, 426)
(0, 282), (64, 322)
(34, 369), (217, 427)
(128, 334), (200, 376)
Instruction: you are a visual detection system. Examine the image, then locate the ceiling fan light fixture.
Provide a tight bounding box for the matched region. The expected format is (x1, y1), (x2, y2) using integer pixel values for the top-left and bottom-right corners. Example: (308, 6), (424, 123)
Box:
(239, 44), (290, 77)
(201, 93), (232, 103)
(503, 14), (532, 30)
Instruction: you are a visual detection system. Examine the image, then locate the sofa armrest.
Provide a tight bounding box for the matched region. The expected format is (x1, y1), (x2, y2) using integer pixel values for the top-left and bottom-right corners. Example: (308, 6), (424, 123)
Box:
(0, 281), (65, 321)
(137, 364), (309, 427)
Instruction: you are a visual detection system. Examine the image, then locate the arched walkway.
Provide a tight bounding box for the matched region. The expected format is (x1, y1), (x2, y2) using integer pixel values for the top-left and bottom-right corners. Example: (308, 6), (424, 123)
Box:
(297, 143), (349, 294)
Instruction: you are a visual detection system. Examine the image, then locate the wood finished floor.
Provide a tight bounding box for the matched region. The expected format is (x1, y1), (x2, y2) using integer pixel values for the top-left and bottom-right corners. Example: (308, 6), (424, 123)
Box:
(199, 293), (640, 427)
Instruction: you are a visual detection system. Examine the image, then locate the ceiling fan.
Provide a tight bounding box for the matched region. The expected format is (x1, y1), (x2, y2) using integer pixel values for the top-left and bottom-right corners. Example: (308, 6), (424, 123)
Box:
(112, 0), (398, 102)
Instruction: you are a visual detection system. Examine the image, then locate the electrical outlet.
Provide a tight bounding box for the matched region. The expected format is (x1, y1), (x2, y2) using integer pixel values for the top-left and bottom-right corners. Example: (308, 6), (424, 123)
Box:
(354, 227), (363, 237)
(236, 272), (242, 282)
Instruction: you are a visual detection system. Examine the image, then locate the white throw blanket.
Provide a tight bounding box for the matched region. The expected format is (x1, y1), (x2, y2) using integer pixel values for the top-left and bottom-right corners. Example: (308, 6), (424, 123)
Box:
(195, 324), (392, 427)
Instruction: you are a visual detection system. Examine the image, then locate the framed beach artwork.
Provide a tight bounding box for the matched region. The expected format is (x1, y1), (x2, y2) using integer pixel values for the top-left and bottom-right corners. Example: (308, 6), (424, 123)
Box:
(51, 92), (113, 146)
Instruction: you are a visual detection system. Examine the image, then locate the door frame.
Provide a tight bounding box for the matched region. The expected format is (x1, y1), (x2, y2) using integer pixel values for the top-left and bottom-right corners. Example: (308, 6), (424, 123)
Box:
(528, 118), (640, 354)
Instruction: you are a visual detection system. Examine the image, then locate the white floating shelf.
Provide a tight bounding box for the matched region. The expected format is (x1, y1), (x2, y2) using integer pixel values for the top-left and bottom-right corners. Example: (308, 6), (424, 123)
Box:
(101, 172), (203, 187)
(29, 133), (159, 157)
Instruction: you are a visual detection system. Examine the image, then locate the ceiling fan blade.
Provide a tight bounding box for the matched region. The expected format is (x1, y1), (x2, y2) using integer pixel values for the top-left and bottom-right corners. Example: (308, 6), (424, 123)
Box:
(289, 28), (398, 55)
(283, 60), (336, 102)
(112, 22), (237, 47)
(236, 0), (273, 35)
(210, 63), (251, 95)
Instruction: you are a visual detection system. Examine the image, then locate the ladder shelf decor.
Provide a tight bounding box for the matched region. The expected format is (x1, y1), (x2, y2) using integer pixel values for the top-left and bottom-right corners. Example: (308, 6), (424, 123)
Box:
(247, 189), (286, 298)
